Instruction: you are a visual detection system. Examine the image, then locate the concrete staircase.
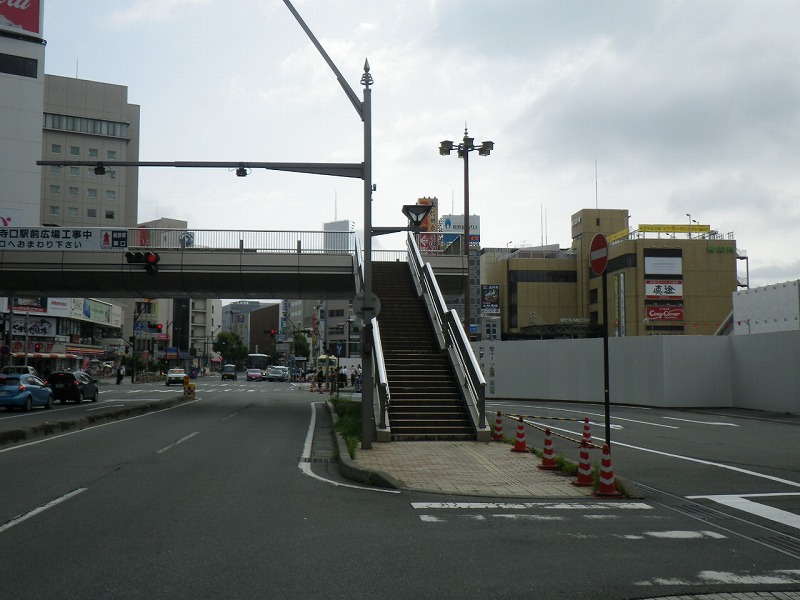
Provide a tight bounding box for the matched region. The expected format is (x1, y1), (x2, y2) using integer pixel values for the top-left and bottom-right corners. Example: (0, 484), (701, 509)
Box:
(373, 262), (475, 441)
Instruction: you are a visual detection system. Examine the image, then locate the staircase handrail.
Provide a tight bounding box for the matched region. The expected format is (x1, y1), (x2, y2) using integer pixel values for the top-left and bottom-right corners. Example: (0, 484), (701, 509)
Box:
(372, 317), (390, 431)
(406, 233), (487, 432)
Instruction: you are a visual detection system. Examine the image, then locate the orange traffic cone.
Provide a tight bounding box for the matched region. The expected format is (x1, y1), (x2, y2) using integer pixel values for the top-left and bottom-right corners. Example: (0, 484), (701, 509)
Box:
(309, 381), (315, 392)
(492, 411), (504, 441)
(511, 418), (528, 453)
(594, 444), (623, 497)
(318, 382), (324, 394)
(538, 428), (557, 470)
(572, 440), (593, 487)
(582, 417), (592, 445)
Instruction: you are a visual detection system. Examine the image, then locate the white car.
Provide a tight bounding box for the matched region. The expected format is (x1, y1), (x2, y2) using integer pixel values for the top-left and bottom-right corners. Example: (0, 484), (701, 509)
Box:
(165, 368), (186, 385)
(267, 366), (289, 381)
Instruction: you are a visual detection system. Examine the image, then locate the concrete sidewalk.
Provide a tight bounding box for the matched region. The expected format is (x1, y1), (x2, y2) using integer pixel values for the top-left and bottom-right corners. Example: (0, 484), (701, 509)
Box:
(323, 399), (596, 498)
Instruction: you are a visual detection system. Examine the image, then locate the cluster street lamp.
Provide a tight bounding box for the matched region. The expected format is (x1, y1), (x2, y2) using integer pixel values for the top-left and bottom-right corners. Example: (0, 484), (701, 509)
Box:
(439, 129), (494, 337)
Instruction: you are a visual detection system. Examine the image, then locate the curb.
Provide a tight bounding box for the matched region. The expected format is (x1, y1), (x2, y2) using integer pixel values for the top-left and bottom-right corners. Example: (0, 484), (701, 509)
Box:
(324, 399), (405, 490)
(0, 395), (193, 447)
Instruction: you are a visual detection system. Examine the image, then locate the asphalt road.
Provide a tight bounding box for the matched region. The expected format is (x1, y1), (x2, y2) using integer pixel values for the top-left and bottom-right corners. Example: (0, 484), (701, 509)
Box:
(0, 380), (798, 599)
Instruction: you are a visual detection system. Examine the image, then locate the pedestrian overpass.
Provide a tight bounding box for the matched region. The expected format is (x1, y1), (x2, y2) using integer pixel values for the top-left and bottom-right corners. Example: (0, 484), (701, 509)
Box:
(0, 228), (467, 299)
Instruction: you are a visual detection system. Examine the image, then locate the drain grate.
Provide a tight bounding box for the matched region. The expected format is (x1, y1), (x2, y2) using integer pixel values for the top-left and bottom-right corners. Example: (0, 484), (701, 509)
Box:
(671, 503), (731, 521)
(300, 457), (338, 464)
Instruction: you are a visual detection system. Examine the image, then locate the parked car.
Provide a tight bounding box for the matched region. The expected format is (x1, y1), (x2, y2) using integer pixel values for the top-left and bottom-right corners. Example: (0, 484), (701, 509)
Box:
(0, 373), (53, 411)
(221, 364), (238, 381)
(246, 368), (263, 382)
(165, 368), (187, 386)
(46, 371), (99, 404)
(1, 365), (39, 377)
(267, 366), (289, 382)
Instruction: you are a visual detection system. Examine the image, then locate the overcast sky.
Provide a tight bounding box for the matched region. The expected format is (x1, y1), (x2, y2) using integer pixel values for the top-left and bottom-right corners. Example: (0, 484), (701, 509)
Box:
(42, 0), (799, 287)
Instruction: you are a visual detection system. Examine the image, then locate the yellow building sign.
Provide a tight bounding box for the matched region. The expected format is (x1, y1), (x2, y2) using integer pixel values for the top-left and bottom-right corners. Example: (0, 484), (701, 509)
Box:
(638, 224), (711, 234)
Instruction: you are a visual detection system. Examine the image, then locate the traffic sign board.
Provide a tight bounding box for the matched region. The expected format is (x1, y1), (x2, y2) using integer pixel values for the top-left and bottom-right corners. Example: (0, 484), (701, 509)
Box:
(590, 233), (609, 275)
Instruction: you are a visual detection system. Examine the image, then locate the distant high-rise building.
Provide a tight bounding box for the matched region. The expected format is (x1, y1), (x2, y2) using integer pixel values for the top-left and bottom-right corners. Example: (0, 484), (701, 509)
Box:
(41, 75), (140, 227)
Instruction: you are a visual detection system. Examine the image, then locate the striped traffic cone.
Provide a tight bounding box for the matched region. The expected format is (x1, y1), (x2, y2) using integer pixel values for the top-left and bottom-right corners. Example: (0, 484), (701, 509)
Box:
(511, 418), (528, 453)
(309, 381), (315, 392)
(594, 444), (623, 497)
(538, 428), (557, 470)
(572, 440), (593, 487)
(492, 411), (504, 441)
(582, 417), (592, 445)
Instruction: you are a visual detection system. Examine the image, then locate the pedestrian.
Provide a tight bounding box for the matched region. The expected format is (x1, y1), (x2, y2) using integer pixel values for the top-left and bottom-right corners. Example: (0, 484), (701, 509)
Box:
(116, 363), (125, 385)
(351, 367), (356, 387)
(316, 368), (324, 390)
(341, 365), (349, 387)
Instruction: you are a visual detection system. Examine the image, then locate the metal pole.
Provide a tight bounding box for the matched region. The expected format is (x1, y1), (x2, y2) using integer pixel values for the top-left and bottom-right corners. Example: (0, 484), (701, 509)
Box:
(23, 311), (28, 366)
(361, 69), (374, 449)
(462, 135), (471, 337)
(602, 270), (611, 447)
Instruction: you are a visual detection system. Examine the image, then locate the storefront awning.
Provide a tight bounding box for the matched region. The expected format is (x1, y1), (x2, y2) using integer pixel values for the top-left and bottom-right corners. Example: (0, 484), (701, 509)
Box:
(65, 346), (105, 356)
(11, 353), (78, 359)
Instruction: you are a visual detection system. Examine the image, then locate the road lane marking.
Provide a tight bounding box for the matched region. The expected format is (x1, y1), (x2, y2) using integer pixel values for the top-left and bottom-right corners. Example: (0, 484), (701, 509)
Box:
(0, 398), (200, 454)
(299, 402), (399, 494)
(686, 493), (800, 531)
(0, 488), (87, 534)
(662, 417), (738, 426)
(87, 404), (124, 411)
(611, 440), (800, 489)
(411, 502), (652, 510)
(157, 432), (199, 454)
(488, 403), (678, 429)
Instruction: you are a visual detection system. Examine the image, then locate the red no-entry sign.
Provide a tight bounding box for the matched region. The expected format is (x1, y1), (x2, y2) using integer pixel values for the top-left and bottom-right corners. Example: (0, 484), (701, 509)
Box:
(590, 233), (608, 275)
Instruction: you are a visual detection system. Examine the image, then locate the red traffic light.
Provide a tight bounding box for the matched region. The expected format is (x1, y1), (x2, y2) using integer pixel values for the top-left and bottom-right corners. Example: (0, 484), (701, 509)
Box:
(156, 324), (163, 332)
(269, 329), (276, 337)
(125, 251), (160, 273)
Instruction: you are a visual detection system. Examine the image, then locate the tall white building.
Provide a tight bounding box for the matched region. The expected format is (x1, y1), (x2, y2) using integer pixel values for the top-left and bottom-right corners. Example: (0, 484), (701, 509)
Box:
(0, 2), (45, 226)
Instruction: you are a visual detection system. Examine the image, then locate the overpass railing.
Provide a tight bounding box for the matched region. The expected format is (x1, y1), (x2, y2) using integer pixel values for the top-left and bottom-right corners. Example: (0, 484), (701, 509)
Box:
(127, 228), (357, 254)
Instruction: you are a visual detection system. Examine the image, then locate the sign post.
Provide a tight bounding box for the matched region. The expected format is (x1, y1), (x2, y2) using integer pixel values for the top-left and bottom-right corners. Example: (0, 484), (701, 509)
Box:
(590, 233), (612, 447)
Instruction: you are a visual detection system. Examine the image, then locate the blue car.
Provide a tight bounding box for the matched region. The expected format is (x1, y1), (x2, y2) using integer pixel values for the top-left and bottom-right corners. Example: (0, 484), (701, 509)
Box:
(0, 373), (54, 411)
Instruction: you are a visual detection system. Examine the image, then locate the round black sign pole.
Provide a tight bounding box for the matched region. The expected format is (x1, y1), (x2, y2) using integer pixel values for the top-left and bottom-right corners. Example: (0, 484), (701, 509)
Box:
(590, 234), (611, 448)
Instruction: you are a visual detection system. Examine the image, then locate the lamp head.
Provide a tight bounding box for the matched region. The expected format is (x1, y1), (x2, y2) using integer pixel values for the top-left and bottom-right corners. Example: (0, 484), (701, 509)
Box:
(236, 166), (248, 177)
(439, 140), (453, 156)
(402, 203), (434, 229)
(478, 141), (494, 156)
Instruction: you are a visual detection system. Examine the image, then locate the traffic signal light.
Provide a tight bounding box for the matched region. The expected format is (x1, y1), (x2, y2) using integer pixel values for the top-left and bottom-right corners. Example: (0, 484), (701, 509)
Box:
(125, 251), (160, 273)
(269, 329), (276, 337)
(156, 324), (163, 332)
(34, 343), (41, 351)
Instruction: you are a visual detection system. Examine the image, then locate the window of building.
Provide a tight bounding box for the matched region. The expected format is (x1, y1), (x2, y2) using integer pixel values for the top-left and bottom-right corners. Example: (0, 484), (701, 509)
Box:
(106, 150), (117, 160)
(108, 170), (117, 180)
(87, 188), (98, 199)
(68, 187), (79, 196)
(50, 165), (61, 175)
(49, 185), (60, 195)
(0, 52), (37, 78)
(105, 190), (116, 200)
(70, 146), (80, 156)
(88, 148), (99, 158)
(104, 210), (115, 220)
(68, 166), (79, 177)
(49, 205), (60, 216)
(68, 207), (79, 217)
(86, 208), (97, 219)
(51, 144), (61, 154)
(589, 288), (598, 304)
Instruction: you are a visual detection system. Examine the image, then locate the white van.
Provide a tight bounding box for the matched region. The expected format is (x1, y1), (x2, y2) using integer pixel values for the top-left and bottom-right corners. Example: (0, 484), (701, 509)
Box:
(1, 365), (39, 377)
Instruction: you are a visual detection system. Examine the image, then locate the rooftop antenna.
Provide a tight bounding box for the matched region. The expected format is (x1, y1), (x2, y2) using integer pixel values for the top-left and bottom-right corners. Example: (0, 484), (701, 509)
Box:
(595, 160), (598, 209)
(540, 204), (544, 246)
(334, 190), (337, 221)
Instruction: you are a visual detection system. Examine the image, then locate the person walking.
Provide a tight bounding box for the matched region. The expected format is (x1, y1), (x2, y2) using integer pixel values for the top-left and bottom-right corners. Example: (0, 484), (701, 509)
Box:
(116, 363), (125, 385)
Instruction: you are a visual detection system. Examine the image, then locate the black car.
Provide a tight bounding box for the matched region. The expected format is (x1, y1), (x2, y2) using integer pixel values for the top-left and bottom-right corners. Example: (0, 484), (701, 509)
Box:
(46, 371), (99, 404)
(221, 364), (238, 381)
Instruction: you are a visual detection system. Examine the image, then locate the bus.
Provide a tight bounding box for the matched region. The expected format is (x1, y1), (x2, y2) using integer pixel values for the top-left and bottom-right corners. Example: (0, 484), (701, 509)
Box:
(246, 353), (270, 377)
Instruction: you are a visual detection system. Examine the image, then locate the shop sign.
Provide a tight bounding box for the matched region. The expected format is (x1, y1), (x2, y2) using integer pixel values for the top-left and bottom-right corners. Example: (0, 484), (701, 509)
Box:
(646, 306), (684, 321)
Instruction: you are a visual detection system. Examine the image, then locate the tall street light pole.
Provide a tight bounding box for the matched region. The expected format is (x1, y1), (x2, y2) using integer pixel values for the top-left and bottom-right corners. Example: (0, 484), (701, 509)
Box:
(440, 130), (493, 338)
